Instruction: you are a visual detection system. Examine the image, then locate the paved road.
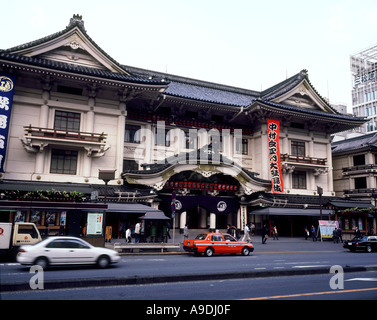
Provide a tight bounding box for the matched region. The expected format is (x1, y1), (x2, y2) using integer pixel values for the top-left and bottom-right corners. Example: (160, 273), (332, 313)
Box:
(3, 270), (377, 300)
(1, 237), (377, 293)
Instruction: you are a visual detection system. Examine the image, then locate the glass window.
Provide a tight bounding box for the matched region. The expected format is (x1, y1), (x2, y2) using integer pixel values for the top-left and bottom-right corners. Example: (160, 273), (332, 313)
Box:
(54, 111), (81, 132)
(236, 138), (248, 155)
(125, 124), (141, 143)
(155, 128), (171, 147)
(223, 234), (237, 242)
(211, 235), (223, 242)
(185, 131), (197, 149)
(291, 141), (305, 157)
(123, 159), (139, 172)
(292, 170), (306, 189)
(50, 149), (78, 175)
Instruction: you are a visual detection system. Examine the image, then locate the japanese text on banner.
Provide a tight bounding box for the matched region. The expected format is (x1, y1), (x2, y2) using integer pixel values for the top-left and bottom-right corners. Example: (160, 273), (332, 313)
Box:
(267, 119), (284, 193)
(0, 74), (16, 173)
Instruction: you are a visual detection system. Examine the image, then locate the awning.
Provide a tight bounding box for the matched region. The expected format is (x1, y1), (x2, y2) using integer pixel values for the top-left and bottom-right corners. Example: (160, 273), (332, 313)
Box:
(329, 200), (374, 209)
(106, 203), (161, 214)
(139, 210), (170, 220)
(250, 207), (334, 217)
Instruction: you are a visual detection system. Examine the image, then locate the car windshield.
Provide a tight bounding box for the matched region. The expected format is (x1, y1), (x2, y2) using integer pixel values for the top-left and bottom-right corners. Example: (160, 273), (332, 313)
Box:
(195, 234), (208, 240)
(360, 236), (369, 241)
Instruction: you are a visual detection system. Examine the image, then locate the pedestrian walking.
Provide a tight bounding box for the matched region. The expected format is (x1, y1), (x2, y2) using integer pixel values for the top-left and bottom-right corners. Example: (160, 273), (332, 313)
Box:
(250, 223), (255, 236)
(262, 224), (269, 244)
(126, 227), (132, 243)
(333, 227), (339, 243)
(135, 222), (141, 243)
(242, 224), (251, 242)
(337, 227), (342, 242)
(354, 226), (362, 238)
(273, 226), (279, 240)
(311, 225), (317, 241)
(183, 224), (189, 240)
(304, 227), (309, 240)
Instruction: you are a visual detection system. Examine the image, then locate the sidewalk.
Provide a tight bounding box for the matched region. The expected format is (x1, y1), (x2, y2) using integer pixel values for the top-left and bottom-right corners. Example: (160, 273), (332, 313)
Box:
(105, 229), (345, 254)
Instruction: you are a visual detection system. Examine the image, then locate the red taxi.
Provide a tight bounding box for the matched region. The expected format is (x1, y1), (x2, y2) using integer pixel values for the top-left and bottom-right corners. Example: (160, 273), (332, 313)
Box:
(183, 232), (254, 257)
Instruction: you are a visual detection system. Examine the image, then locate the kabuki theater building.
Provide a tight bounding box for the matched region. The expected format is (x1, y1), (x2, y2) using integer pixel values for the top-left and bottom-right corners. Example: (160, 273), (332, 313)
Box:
(0, 15), (370, 240)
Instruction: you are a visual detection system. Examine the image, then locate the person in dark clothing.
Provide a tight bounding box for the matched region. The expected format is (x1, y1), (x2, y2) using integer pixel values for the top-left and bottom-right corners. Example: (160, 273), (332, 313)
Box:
(262, 224), (269, 244)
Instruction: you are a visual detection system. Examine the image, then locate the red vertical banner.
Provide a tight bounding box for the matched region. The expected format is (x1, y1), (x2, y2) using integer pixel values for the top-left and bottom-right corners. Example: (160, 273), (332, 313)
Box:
(267, 119), (284, 193)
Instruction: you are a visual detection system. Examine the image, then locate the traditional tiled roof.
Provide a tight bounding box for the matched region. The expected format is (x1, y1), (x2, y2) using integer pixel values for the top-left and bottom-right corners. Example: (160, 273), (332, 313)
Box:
(332, 132), (377, 154)
(256, 99), (365, 123)
(0, 52), (167, 86)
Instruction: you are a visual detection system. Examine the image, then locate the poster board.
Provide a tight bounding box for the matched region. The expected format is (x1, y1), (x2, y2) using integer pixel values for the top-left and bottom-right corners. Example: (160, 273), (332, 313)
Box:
(87, 213), (103, 236)
(318, 220), (338, 239)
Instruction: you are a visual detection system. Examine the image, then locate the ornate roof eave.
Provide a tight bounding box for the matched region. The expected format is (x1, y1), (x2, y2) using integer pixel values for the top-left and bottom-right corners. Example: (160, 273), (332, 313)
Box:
(122, 145), (271, 192)
(262, 69), (337, 114)
(3, 16), (128, 75)
(162, 94), (244, 113)
(0, 55), (168, 92)
(249, 100), (367, 134)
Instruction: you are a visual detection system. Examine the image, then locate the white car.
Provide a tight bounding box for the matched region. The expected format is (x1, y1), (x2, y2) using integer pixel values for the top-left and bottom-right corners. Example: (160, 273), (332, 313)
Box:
(17, 236), (120, 269)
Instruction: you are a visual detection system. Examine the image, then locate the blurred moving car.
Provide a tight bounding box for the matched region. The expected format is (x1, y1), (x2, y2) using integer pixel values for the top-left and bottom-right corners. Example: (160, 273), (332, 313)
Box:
(183, 232), (254, 257)
(343, 236), (377, 253)
(17, 236), (120, 269)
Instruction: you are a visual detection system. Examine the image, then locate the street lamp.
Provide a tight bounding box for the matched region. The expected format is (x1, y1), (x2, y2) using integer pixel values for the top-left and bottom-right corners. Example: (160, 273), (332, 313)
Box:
(99, 169), (116, 245)
(317, 186), (323, 220)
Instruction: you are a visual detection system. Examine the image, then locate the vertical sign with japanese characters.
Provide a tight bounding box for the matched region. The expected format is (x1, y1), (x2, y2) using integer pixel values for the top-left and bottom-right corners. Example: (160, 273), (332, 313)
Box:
(267, 119), (284, 193)
(0, 74), (16, 173)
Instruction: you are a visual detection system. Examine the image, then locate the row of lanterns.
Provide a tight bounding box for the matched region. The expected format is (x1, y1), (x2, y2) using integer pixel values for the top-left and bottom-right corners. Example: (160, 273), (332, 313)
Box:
(127, 112), (253, 135)
(164, 180), (238, 192)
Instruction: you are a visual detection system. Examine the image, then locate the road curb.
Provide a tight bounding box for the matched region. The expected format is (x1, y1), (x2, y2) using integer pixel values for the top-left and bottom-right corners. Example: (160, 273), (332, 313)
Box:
(3, 265), (377, 293)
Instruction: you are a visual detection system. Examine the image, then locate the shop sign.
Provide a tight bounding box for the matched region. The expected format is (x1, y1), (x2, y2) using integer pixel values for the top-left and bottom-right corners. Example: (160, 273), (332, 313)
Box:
(318, 220), (339, 239)
(267, 119), (284, 193)
(87, 213), (103, 235)
(0, 74), (16, 172)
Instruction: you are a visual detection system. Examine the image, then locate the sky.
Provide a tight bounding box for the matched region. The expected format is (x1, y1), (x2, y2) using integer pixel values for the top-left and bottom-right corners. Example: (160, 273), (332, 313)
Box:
(2, 0), (377, 111)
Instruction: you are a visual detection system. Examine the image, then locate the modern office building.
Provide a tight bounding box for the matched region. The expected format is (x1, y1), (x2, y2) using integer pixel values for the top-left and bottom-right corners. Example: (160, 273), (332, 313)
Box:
(351, 44), (377, 133)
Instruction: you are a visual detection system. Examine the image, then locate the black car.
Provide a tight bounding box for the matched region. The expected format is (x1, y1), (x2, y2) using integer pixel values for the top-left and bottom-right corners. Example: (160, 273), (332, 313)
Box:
(343, 236), (377, 253)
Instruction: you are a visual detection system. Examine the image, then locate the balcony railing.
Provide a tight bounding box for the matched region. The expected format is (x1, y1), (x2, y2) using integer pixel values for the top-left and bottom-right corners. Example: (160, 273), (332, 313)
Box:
(342, 164), (377, 175)
(344, 188), (377, 197)
(21, 125), (109, 157)
(24, 125), (107, 143)
(280, 154), (327, 166)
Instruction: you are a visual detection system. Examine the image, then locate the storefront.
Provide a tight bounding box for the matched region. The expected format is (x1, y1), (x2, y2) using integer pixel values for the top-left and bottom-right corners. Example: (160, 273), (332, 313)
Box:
(329, 200), (376, 240)
(0, 200), (107, 241)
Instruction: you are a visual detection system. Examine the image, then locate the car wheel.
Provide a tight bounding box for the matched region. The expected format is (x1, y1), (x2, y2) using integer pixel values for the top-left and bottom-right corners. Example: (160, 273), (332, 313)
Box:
(34, 257), (48, 270)
(366, 245), (372, 253)
(204, 247), (214, 257)
(97, 255), (110, 268)
(241, 247), (250, 256)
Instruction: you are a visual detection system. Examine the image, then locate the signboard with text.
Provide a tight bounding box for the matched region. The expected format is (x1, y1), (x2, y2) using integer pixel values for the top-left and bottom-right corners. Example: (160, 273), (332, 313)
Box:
(267, 119), (284, 193)
(318, 220), (339, 239)
(87, 213), (103, 236)
(0, 74), (16, 172)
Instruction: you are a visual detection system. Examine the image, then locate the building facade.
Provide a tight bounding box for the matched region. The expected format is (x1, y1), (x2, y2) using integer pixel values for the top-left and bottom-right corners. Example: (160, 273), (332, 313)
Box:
(332, 133), (377, 237)
(351, 44), (377, 133)
(0, 15), (368, 240)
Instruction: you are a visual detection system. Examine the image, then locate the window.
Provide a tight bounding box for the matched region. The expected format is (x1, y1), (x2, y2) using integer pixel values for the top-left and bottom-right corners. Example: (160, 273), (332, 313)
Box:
(54, 111), (81, 132)
(354, 177), (367, 189)
(236, 138), (248, 155)
(123, 159), (139, 172)
(353, 154), (365, 166)
(211, 235), (223, 242)
(291, 141), (305, 157)
(125, 124), (141, 143)
(223, 234), (237, 242)
(155, 128), (171, 147)
(185, 131), (197, 149)
(50, 149), (78, 175)
(292, 170), (306, 189)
